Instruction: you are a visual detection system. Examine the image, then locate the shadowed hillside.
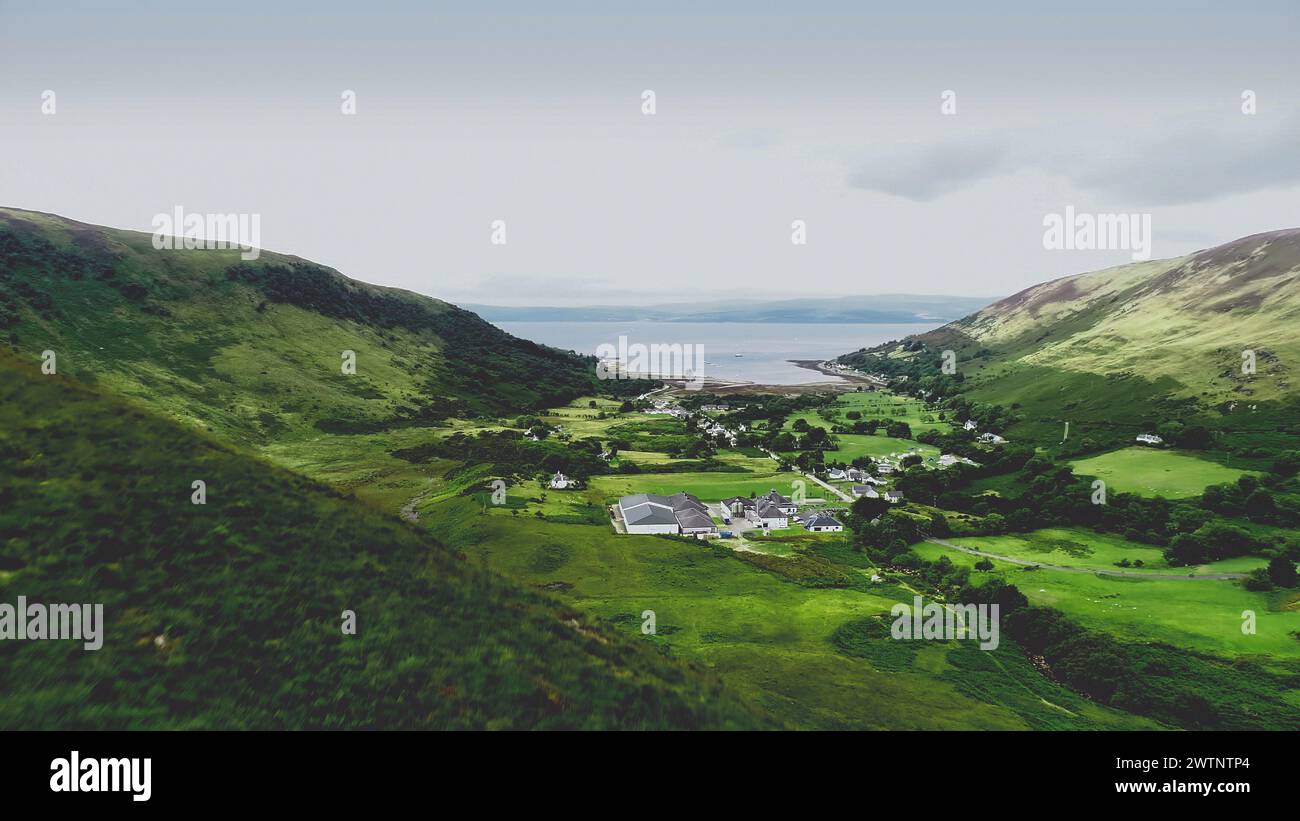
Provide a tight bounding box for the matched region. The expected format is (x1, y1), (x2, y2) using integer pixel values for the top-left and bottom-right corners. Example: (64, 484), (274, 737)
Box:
(0, 207), (620, 447)
(0, 350), (767, 730)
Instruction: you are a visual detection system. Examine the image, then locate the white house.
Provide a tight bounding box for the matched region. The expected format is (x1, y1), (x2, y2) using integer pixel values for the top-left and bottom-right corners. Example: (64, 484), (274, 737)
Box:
(803, 512), (844, 533)
(884, 490), (904, 504)
(827, 468), (848, 481)
(977, 433), (1007, 445)
(964, 419), (978, 431)
(852, 484), (879, 499)
(1135, 433), (1164, 446)
(938, 454), (980, 469)
(549, 472), (574, 489)
(746, 500), (789, 529)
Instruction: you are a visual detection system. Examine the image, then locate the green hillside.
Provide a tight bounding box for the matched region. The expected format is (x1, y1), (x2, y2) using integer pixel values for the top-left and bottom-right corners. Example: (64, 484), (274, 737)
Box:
(0, 207), (611, 448)
(0, 350), (765, 729)
(839, 229), (1300, 457)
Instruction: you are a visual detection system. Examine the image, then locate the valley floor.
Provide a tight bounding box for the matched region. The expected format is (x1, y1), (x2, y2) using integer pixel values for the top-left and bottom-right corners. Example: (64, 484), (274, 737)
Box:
(253, 390), (1299, 729)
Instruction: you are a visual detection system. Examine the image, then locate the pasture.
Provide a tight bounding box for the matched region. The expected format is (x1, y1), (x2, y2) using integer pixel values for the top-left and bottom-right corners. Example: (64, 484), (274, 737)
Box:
(1069, 447), (1257, 499)
(915, 533), (1300, 659)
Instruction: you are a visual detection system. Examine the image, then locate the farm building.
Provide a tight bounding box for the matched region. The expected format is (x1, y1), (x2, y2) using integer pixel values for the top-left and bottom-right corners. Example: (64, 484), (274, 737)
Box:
(618, 492), (718, 536)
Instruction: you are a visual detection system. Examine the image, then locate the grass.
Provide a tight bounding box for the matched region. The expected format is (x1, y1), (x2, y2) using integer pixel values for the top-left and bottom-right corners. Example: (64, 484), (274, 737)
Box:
(589, 471), (808, 504)
(915, 532), (1300, 660)
(0, 351), (765, 730)
(827, 433), (938, 462)
(0, 207), (605, 454)
(788, 392), (950, 432)
(425, 495), (1157, 730)
(777, 391), (945, 465)
(933, 528), (1266, 576)
(1070, 447), (1257, 499)
(8, 206), (1292, 730)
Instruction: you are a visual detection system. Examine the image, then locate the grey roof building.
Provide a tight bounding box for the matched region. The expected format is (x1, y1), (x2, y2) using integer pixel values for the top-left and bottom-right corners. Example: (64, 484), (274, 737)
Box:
(618, 492), (717, 535)
(803, 512), (844, 531)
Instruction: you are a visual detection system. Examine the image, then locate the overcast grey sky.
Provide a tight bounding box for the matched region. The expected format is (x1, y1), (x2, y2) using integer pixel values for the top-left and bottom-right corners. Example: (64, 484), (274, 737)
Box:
(2, 0), (1298, 305)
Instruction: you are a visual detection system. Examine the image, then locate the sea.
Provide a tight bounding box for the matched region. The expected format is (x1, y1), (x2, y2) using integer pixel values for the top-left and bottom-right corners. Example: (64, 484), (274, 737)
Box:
(493, 320), (938, 385)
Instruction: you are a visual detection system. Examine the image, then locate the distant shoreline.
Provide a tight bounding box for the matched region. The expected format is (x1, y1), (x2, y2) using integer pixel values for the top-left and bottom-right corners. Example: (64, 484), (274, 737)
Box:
(655, 359), (872, 397)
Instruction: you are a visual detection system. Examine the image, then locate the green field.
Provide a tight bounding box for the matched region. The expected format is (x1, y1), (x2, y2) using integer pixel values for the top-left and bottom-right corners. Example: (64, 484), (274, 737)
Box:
(1070, 447), (1257, 498)
(916, 533), (1300, 659)
(783, 391), (951, 435)
(779, 391), (946, 465)
(931, 528), (1266, 576)
(588, 470), (808, 504)
(427, 497), (1157, 730)
(828, 433), (939, 462)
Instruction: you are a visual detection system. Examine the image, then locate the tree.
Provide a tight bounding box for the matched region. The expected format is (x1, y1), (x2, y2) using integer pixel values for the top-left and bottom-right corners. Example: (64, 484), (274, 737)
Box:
(850, 494), (889, 521)
(1177, 425), (1212, 449)
(1244, 489), (1277, 521)
(1157, 420), (1185, 443)
(1165, 533), (1207, 566)
(886, 420), (912, 439)
(800, 427), (830, 449)
(1267, 556), (1298, 588)
(1268, 451), (1300, 478)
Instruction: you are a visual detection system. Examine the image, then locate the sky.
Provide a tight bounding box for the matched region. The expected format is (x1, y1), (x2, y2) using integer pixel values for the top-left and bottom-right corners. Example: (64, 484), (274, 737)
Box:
(2, 0), (1298, 306)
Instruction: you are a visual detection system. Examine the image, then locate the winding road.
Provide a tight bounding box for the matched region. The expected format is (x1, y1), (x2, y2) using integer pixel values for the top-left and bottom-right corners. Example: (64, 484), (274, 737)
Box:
(924, 538), (1248, 581)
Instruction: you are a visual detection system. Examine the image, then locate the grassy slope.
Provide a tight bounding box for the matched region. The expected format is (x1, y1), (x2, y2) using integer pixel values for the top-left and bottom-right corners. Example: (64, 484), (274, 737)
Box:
(955, 230), (1300, 404)
(0, 207), (603, 450)
(840, 229), (1300, 452)
(0, 352), (765, 730)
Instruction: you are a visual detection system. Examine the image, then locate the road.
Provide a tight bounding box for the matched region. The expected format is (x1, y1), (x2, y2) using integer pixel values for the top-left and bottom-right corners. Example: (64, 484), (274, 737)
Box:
(924, 538), (1248, 580)
(805, 472), (854, 503)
